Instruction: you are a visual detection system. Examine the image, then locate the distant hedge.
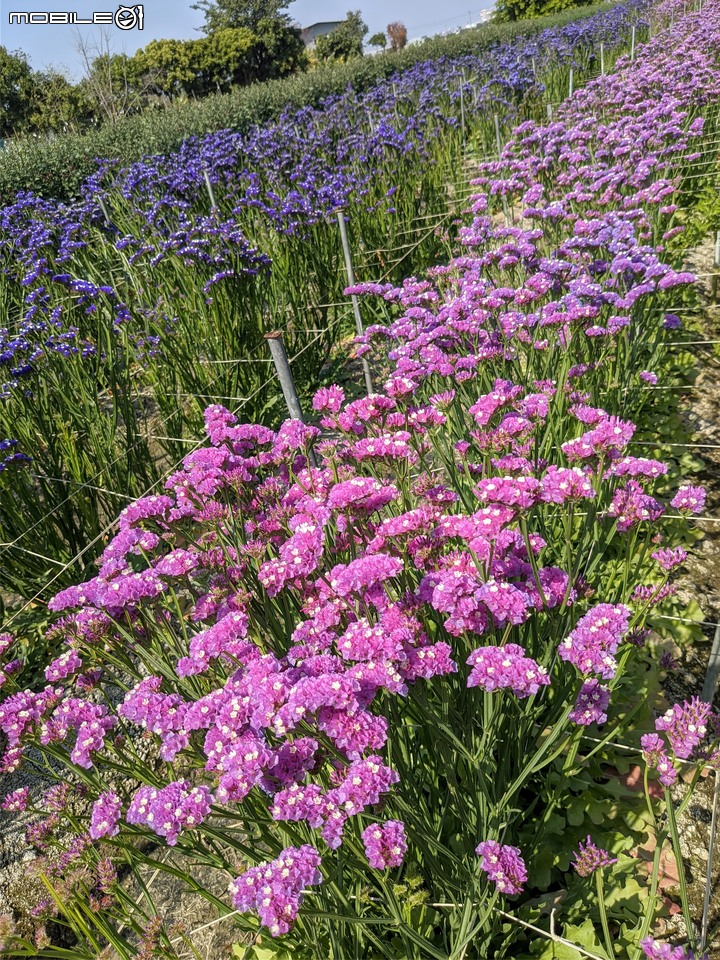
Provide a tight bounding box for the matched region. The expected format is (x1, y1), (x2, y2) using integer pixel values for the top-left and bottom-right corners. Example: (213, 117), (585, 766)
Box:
(0, 2), (613, 204)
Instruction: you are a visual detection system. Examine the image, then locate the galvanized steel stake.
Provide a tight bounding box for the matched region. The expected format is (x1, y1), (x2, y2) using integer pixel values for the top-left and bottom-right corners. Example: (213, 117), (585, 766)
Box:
(336, 211), (374, 396)
(459, 75), (466, 144)
(568, 67), (574, 98)
(265, 332), (319, 467)
(265, 332), (305, 421)
(494, 113), (502, 159)
(600, 42), (605, 76)
(630, 25), (636, 60)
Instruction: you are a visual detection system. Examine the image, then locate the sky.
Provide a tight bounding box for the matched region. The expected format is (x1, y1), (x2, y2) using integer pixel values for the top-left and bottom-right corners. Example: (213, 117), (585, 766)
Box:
(0, 0), (493, 79)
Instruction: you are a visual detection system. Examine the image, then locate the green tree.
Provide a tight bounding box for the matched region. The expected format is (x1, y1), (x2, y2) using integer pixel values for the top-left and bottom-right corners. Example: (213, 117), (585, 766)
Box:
(369, 31), (387, 50)
(314, 10), (368, 63)
(249, 18), (307, 79)
(28, 71), (93, 134)
(0, 47), (36, 138)
(135, 37), (205, 98)
(134, 26), (304, 100)
(192, 0), (293, 33)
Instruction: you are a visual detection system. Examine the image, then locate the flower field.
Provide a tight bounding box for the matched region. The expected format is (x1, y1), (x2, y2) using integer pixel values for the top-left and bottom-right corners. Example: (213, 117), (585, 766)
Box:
(0, 0), (646, 602)
(0, 0), (719, 957)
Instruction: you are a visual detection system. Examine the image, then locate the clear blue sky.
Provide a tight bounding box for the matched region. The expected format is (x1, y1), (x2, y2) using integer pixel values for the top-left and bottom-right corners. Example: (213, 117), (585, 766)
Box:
(0, 0), (493, 79)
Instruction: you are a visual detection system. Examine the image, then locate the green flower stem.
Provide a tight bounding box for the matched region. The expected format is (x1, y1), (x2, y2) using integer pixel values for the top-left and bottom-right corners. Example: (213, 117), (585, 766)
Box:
(595, 871), (614, 959)
(664, 786), (697, 950)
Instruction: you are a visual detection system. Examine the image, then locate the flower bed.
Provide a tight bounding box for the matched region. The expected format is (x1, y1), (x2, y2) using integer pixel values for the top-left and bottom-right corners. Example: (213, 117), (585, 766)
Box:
(0, 1), (647, 601)
(0, 1), (718, 958)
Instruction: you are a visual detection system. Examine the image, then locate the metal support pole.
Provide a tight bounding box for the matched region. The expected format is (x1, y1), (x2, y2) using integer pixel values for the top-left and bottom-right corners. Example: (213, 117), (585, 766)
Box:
(568, 67), (574, 98)
(494, 113), (502, 159)
(265, 332), (319, 468)
(713, 230), (720, 303)
(630, 25), (636, 61)
(459, 74), (466, 144)
(265, 332), (305, 422)
(203, 168), (218, 212)
(336, 211), (374, 396)
(600, 42), (605, 76)
(547, 103), (554, 122)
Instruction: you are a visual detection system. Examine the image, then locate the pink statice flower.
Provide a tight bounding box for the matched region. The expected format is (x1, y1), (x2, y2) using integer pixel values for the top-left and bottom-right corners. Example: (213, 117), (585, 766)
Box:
(655, 697), (712, 760)
(651, 547), (687, 571)
(2, 787), (29, 812)
(670, 486), (706, 515)
(604, 457), (668, 479)
(475, 475), (541, 509)
(540, 466), (595, 504)
(640, 937), (702, 959)
(466, 644), (549, 698)
(641, 733), (677, 787)
(475, 840), (527, 895)
(608, 481), (664, 532)
(312, 385), (345, 413)
(558, 603), (630, 679)
(229, 845), (322, 937)
(89, 791), (122, 840)
(126, 781), (213, 846)
(361, 821), (407, 869)
(44, 649), (82, 683)
(572, 836), (617, 876)
(569, 680), (610, 726)
(640, 371), (658, 385)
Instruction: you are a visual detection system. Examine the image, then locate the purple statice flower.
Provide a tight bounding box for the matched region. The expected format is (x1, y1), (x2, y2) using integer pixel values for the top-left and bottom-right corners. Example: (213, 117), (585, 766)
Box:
(229, 845), (322, 937)
(126, 781), (213, 846)
(605, 457), (668, 480)
(670, 486), (706, 515)
(361, 820), (407, 869)
(475, 840), (527, 895)
(328, 554), (403, 597)
(44, 648), (82, 683)
(2, 787), (29, 812)
(641, 733), (677, 787)
(651, 547), (687, 571)
(609, 480), (664, 532)
(569, 680), (610, 726)
(469, 380), (523, 426)
(640, 937), (700, 959)
(562, 417), (635, 461)
(640, 371), (658, 385)
(44, 783), (74, 812)
(475, 475), (541, 509)
(540, 466), (595, 504)
(466, 644), (550, 698)
(558, 603), (630, 679)
(655, 697), (712, 760)
(328, 476), (398, 513)
(312, 385), (345, 414)
(571, 836), (618, 877)
(89, 790), (122, 839)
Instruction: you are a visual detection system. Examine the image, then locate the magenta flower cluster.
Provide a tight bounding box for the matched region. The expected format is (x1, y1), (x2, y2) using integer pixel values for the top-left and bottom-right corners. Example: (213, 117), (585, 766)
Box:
(361, 821), (407, 869)
(571, 836), (618, 877)
(475, 840), (528, 895)
(229, 846), (322, 937)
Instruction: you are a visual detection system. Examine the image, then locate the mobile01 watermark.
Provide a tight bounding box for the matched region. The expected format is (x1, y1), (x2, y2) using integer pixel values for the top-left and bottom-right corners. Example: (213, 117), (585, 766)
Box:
(8, 4), (144, 29)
